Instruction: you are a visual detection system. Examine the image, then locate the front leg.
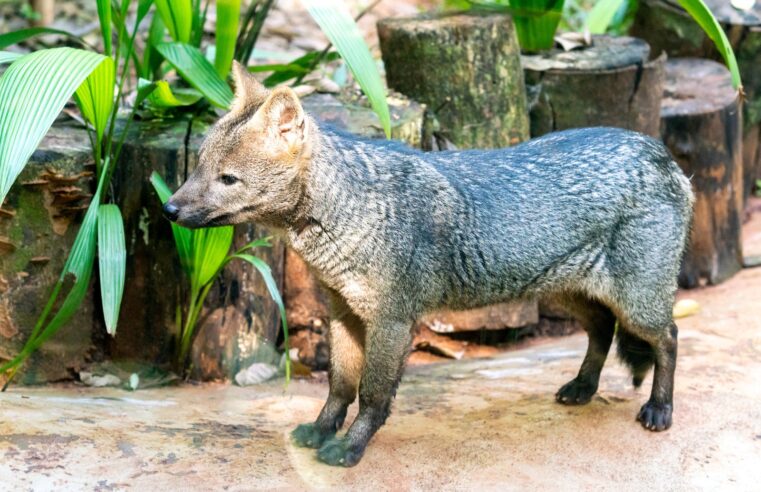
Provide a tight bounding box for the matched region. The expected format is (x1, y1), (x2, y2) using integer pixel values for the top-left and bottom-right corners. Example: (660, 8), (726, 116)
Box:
(292, 295), (365, 449)
(317, 319), (413, 467)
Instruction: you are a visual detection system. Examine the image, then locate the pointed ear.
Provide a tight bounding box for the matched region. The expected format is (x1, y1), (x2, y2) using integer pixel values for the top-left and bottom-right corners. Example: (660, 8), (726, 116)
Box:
(254, 86), (310, 159)
(230, 60), (269, 114)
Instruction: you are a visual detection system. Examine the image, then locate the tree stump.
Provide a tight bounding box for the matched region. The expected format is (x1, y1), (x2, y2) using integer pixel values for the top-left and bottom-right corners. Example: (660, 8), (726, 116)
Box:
(0, 123), (97, 384)
(110, 118), (195, 365)
(522, 36), (666, 138)
(377, 12), (530, 149)
(376, 12), (541, 335)
(110, 116), (286, 381)
(661, 58), (743, 287)
(632, 0), (761, 199)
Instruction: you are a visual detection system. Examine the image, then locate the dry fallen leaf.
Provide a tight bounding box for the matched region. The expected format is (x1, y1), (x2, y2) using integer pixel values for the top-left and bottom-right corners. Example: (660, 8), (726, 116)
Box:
(673, 299), (701, 319)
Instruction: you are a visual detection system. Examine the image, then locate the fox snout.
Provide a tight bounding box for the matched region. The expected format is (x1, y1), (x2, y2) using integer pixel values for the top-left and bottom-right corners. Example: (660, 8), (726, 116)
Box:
(162, 201), (180, 222)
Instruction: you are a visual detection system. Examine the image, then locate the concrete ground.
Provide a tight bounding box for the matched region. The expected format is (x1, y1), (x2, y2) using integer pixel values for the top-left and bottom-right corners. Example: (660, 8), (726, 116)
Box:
(2, 221), (761, 491)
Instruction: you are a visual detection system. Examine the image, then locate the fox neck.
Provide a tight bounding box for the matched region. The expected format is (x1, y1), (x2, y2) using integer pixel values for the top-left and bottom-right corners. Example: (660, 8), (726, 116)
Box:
(283, 127), (365, 272)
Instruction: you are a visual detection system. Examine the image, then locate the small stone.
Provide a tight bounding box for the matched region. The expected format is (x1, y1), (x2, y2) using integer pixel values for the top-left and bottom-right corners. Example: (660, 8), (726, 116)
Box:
(310, 77), (341, 94)
(80, 372), (122, 387)
(234, 363), (279, 386)
(293, 85), (317, 98)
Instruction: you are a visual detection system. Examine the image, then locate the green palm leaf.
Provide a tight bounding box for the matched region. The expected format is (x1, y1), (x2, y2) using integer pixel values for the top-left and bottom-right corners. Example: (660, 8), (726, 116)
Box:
(156, 42), (234, 108)
(214, 0), (241, 78)
(154, 0), (193, 43)
(149, 171), (192, 276)
(74, 56), (115, 141)
(300, 0), (391, 138)
(97, 204), (126, 336)
(0, 51), (21, 64)
(586, 0), (627, 34)
(148, 80), (203, 107)
(1, 171), (106, 386)
(0, 47), (107, 205)
(191, 227), (234, 293)
(675, 0), (741, 90)
(0, 27), (87, 50)
(228, 253), (290, 381)
(96, 0), (112, 56)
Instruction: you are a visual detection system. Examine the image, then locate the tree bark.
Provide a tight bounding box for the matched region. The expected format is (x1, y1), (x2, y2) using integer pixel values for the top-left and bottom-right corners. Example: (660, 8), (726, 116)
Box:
(632, 0), (760, 199)
(378, 11), (530, 149)
(660, 58), (743, 287)
(0, 123), (97, 384)
(523, 36), (665, 138)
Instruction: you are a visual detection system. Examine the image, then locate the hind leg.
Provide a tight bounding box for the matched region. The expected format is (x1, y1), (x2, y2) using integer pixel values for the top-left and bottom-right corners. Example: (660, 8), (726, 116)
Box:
(554, 294), (616, 405)
(625, 321), (678, 431)
(292, 293), (365, 448)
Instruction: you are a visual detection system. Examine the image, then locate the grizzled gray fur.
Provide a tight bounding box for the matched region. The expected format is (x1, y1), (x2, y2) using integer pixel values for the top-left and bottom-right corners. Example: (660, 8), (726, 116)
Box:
(164, 63), (694, 467)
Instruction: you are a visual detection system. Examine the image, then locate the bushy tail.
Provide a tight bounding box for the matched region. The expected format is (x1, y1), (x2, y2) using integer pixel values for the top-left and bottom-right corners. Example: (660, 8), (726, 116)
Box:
(616, 329), (655, 387)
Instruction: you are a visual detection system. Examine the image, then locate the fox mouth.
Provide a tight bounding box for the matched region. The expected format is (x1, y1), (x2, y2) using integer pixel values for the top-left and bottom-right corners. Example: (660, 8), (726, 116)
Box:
(205, 212), (233, 226)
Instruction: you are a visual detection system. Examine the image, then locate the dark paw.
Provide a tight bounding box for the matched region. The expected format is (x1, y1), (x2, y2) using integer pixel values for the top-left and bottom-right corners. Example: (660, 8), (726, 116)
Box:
(637, 401), (673, 432)
(317, 437), (363, 467)
(555, 378), (598, 405)
(291, 423), (334, 449)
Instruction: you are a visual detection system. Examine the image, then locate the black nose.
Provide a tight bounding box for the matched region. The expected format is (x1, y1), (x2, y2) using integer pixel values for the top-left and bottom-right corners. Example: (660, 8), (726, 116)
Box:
(163, 202), (180, 222)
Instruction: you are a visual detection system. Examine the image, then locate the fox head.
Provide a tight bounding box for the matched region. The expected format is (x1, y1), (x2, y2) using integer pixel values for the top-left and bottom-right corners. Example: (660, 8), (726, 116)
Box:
(163, 61), (314, 229)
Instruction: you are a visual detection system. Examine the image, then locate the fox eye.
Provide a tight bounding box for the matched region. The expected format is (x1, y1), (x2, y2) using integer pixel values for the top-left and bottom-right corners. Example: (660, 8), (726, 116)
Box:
(219, 174), (239, 186)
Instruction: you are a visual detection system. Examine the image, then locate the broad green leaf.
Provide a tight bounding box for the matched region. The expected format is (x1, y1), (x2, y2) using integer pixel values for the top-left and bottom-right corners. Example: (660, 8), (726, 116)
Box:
(235, 237), (272, 253)
(148, 80), (202, 107)
(143, 13), (166, 79)
(300, 0), (391, 138)
(156, 42), (234, 108)
(586, 0), (627, 34)
(191, 226), (234, 292)
(74, 56), (115, 141)
(676, 0), (741, 90)
(150, 171), (193, 276)
(0, 27), (86, 50)
(136, 78), (158, 106)
(96, 0), (112, 56)
(249, 51), (340, 87)
(0, 51), (21, 64)
(0, 48), (107, 205)
(137, 0), (155, 23)
(229, 253), (290, 381)
(154, 0), (193, 43)
(97, 204), (126, 336)
(214, 0), (241, 78)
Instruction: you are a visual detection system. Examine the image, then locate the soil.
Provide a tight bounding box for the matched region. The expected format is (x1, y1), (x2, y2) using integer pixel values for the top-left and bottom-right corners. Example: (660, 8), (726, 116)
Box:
(1, 209), (760, 490)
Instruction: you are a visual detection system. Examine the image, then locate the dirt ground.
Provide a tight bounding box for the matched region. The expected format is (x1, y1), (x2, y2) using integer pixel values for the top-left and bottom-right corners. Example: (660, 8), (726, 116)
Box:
(1, 212), (761, 490)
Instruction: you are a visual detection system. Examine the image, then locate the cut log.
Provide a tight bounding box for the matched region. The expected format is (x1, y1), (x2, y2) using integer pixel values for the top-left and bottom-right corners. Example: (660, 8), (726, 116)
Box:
(377, 12), (539, 333)
(110, 116), (286, 381)
(421, 302), (539, 333)
(109, 118), (195, 365)
(661, 58), (743, 287)
(377, 12), (530, 149)
(0, 123), (97, 384)
(522, 35), (665, 138)
(631, 0), (760, 199)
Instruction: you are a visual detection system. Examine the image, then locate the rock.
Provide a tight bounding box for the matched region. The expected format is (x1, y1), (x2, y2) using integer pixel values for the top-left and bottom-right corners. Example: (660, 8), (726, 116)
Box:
(234, 362), (279, 386)
(80, 372), (121, 387)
